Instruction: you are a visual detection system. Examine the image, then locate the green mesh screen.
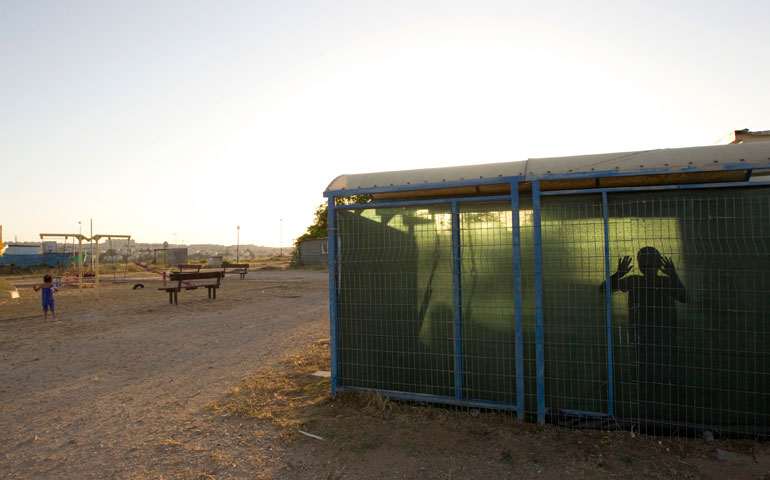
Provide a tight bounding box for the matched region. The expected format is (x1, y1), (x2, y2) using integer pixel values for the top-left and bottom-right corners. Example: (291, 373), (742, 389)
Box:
(459, 203), (517, 403)
(334, 186), (770, 433)
(337, 206), (454, 397)
(608, 188), (770, 429)
(540, 195), (608, 415)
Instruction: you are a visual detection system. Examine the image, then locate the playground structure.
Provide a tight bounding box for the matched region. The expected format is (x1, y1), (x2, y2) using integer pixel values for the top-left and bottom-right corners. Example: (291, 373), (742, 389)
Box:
(90, 234), (132, 299)
(2, 228), (195, 301)
(39, 233), (90, 299)
(0, 225), (20, 299)
(12, 230), (188, 294)
(64, 250), (92, 287)
(37, 232), (133, 299)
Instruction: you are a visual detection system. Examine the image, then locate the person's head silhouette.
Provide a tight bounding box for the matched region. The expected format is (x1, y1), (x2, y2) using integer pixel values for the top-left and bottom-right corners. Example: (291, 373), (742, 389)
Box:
(637, 246), (662, 276)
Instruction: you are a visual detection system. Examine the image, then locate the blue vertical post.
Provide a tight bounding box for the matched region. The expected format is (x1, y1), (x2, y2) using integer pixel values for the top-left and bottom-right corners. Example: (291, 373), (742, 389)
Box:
(602, 191), (616, 416)
(451, 201), (464, 400)
(510, 182), (525, 420)
(532, 181), (546, 424)
(327, 196), (339, 395)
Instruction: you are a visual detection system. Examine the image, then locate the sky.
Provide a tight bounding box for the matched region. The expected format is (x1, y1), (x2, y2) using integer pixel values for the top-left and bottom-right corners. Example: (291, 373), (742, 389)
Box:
(1, 0), (769, 247)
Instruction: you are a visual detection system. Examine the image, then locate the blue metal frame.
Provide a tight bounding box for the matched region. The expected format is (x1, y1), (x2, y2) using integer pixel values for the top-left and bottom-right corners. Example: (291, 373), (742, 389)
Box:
(334, 194), (514, 210)
(344, 386), (520, 412)
(451, 201), (464, 401)
(327, 189), (526, 413)
(511, 182), (525, 420)
(531, 181), (546, 424)
(545, 407), (610, 419)
(602, 191), (615, 417)
(539, 179), (770, 196)
(327, 196), (339, 395)
(325, 166), (770, 422)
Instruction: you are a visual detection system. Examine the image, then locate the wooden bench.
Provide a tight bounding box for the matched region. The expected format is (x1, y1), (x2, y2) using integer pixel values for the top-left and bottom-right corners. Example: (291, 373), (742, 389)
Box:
(158, 271), (224, 305)
(222, 263), (249, 280)
(177, 264), (202, 273)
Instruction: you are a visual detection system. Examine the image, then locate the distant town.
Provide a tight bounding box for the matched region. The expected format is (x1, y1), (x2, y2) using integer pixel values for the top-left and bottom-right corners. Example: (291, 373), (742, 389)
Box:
(152, 243), (291, 262)
(2, 239), (291, 263)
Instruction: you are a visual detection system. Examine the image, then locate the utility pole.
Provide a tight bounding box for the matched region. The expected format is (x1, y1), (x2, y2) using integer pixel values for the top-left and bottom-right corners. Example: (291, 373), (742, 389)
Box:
(280, 218), (283, 256)
(236, 225), (240, 263)
(78, 221), (82, 269)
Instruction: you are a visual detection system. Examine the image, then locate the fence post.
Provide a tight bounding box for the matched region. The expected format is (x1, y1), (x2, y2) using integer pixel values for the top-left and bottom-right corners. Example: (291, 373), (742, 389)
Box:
(451, 201), (464, 401)
(532, 180), (545, 424)
(328, 196), (339, 395)
(602, 191), (616, 417)
(510, 181), (525, 420)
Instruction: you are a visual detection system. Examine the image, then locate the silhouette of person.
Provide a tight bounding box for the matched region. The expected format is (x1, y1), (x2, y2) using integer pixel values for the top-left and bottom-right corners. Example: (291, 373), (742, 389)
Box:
(600, 246), (687, 420)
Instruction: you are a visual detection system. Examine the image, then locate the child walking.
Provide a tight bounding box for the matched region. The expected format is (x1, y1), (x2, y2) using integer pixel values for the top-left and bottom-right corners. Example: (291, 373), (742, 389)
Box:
(33, 275), (58, 321)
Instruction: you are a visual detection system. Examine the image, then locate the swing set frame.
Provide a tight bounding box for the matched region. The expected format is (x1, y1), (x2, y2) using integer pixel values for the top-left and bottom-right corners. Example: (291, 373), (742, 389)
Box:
(38, 233), (132, 300)
(39, 233), (89, 299)
(91, 234), (131, 299)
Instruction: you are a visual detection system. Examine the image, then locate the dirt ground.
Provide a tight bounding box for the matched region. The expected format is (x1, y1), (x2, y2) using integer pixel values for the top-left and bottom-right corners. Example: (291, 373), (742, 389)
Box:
(1, 267), (769, 479)
(1, 267), (327, 478)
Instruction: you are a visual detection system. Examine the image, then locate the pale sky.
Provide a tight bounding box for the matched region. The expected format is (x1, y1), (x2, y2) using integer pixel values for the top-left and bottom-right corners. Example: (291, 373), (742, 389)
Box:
(1, 0), (768, 246)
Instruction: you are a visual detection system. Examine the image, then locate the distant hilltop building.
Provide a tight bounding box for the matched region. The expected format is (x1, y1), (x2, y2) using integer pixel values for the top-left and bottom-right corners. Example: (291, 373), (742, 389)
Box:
(714, 128), (770, 145)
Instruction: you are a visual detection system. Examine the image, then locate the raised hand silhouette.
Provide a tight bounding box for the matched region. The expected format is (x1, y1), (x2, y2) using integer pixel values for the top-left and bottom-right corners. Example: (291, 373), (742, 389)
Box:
(617, 256), (633, 276)
(660, 256), (676, 277)
(599, 246), (687, 420)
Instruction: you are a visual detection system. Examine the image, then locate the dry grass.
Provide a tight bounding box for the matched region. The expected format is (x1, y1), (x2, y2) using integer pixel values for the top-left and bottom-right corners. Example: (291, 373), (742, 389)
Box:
(206, 338), (770, 479)
(208, 338), (330, 434)
(255, 264), (289, 271)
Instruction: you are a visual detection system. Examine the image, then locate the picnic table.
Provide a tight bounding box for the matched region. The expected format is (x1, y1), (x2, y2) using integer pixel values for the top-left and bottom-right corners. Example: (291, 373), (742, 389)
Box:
(158, 271), (224, 305)
(222, 263), (249, 280)
(177, 264), (202, 273)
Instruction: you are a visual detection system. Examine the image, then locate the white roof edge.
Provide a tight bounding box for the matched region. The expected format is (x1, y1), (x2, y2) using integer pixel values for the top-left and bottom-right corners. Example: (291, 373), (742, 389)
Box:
(326, 142), (770, 193)
(326, 160), (528, 192)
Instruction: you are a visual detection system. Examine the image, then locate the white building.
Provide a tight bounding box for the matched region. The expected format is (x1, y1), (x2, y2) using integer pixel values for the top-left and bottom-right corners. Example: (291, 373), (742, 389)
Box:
(5, 244), (40, 255)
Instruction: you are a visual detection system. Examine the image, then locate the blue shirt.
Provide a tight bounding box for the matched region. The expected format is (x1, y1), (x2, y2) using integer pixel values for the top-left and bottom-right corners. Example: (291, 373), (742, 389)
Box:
(41, 286), (55, 305)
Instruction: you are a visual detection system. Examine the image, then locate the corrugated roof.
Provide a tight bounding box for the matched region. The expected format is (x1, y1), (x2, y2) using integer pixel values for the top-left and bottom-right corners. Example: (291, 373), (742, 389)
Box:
(326, 160), (527, 191)
(326, 142), (770, 194)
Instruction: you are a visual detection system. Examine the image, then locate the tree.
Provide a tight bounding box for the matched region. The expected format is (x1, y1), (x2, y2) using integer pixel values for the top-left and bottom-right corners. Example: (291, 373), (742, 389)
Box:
(294, 195), (370, 246)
